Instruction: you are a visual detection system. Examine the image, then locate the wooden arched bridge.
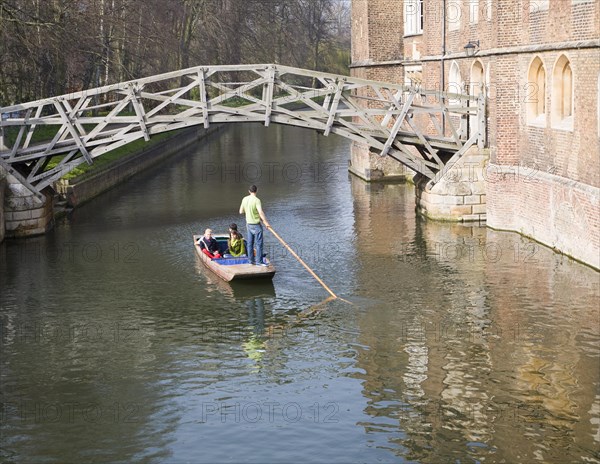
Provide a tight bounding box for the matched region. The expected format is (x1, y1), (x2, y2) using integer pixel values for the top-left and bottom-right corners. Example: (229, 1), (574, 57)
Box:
(0, 64), (485, 200)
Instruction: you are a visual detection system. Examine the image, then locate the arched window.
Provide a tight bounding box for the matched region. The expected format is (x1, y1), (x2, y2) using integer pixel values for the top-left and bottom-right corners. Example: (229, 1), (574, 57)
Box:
(552, 55), (573, 128)
(470, 60), (485, 96)
(470, 60), (485, 135)
(448, 61), (463, 105)
(527, 57), (546, 124)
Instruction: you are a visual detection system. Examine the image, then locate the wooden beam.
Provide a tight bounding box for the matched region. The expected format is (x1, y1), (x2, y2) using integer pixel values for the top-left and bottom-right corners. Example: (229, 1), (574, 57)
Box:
(380, 92), (415, 158)
(53, 101), (93, 164)
(128, 86), (150, 142)
(198, 69), (210, 128)
(323, 79), (344, 136)
(263, 66), (275, 127)
(1, 64), (486, 196)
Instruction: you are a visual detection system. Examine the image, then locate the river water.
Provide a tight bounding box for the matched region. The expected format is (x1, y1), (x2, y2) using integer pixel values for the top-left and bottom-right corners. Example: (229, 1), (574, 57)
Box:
(1, 124), (599, 463)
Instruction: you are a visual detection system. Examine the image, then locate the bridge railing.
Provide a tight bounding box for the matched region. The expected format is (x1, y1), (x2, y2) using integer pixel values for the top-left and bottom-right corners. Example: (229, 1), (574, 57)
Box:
(0, 64), (485, 198)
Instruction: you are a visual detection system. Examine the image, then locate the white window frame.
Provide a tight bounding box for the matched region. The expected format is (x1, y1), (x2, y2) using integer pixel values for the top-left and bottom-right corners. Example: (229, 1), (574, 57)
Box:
(404, 0), (424, 36)
(469, 0), (479, 23)
(530, 0), (550, 12)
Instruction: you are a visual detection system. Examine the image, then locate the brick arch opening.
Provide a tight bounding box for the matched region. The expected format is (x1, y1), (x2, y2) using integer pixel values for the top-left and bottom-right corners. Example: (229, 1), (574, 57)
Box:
(448, 61), (463, 105)
(527, 56), (546, 125)
(551, 54), (573, 129)
(469, 60), (485, 134)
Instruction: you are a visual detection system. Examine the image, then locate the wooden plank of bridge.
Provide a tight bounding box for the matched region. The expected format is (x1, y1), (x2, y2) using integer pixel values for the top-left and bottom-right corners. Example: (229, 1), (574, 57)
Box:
(477, 93), (486, 148)
(323, 80), (344, 136)
(404, 115), (444, 167)
(263, 67), (275, 127)
(380, 92), (415, 158)
(8, 109), (31, 159)
(433, 131), (479, 183)
(59, 96), (92, 143)
(381, 88), (404, 128)
(0, 64), (486, 195)
(23, 106), (43, 150)
(198, 69), (210, 128)
(53, 101), (93, 165)
(128, 86), (150, 142)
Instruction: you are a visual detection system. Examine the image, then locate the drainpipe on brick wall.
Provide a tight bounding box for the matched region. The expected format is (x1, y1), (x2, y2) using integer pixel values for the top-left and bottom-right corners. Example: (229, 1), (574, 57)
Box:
(441, 0), (447, 133)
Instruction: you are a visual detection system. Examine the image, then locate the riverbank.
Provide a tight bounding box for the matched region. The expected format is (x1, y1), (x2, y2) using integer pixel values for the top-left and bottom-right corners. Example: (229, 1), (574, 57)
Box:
(54, 125), (222, 209)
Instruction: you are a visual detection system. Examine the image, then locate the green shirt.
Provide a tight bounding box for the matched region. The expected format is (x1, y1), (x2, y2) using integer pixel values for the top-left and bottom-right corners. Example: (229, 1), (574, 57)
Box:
(241, 195), (261, 224)
(228, 237), (246, 257)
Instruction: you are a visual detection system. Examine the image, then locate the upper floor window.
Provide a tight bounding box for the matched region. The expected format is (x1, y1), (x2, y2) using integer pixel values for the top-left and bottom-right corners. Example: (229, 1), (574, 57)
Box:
(404, 0), (424, 36)
(526, 57), (546, 125)
(552, 55), (573, 129)
(469, 0), (479, 23)
(485, 0), (493, 21)
(530, 0), (550, 12)
(448, 0), (461, 31)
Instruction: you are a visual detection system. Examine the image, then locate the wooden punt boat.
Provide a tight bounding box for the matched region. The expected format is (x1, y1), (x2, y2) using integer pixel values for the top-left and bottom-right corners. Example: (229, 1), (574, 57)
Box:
(193, 234), (276, 282)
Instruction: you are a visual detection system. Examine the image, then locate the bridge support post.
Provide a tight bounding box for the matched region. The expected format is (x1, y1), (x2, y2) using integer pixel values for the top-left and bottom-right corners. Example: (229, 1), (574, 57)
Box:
(349, 142), (414, 182)
(4, 175), (54, 238)
(415, 147), (490, 222)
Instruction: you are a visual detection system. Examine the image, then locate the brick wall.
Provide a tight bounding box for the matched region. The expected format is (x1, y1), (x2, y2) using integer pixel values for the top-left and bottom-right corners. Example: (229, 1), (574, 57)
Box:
(351, 0), (600, 268)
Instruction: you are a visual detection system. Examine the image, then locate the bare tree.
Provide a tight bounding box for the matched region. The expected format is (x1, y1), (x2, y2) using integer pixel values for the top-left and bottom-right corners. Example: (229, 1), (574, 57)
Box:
(0, 0), (351, 105)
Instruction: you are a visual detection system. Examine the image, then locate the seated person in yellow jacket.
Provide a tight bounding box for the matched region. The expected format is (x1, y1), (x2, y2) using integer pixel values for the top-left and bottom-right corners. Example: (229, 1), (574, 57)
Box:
(227, 230), (246, 257)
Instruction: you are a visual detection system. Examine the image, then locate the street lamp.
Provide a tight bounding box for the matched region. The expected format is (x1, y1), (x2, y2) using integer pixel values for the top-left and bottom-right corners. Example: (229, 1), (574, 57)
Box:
(464, 40), (480, 57)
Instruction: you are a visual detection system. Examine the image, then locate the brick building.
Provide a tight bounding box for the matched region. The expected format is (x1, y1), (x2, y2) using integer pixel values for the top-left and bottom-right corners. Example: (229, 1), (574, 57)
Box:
(351, 0), (600, 269)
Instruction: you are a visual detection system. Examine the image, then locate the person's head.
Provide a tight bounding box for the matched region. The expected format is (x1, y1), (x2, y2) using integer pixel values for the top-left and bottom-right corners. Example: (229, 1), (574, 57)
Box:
(231, 230), (241, 240)
(249, 185), (258, 194)
(229, 223), (238, 232)
(204, 228), (213, 238)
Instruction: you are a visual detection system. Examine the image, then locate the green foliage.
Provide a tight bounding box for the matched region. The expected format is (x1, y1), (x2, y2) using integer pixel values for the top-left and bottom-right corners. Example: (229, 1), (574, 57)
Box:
(3, 125), (60, 146)
(60, 131), (182, 180)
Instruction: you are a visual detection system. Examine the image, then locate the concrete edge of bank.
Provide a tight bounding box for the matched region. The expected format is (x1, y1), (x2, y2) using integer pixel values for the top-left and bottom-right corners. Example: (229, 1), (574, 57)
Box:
(55, 125), (222, 209)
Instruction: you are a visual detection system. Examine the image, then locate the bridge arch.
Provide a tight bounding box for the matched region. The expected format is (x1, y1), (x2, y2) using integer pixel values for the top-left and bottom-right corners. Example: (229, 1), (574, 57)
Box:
(0, 64), (484, 199)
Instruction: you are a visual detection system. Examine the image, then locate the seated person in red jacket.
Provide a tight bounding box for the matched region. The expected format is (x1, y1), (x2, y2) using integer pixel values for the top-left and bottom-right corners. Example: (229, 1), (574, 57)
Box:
(198, 228), (222, 259)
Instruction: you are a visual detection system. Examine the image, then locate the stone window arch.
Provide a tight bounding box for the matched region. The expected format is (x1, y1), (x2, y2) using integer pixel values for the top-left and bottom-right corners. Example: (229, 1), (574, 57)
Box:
(448, 61), (463, 105)
(469, 60), (485, 135)
(526, 56), (546, 125)
(552, 54), (573, 129)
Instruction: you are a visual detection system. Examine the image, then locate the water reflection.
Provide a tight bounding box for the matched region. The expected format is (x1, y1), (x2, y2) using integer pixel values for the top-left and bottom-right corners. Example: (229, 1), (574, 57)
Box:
(1, 124), (598, 463)
(348, 177), (600, 463)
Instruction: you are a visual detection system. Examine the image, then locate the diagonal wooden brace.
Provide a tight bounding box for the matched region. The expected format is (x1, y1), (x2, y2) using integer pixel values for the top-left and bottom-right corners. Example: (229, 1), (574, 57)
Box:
(198, 69), (210, 128)
(324, 79), (344, 136)
(53, 100), (93, 164)
(263, 66), (275, 127)
(380, 92), (415, 158)
(128, 86), (150, 141)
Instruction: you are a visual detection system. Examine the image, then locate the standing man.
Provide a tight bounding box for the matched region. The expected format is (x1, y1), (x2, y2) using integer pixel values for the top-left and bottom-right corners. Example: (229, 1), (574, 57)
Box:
(239, 185), (270, 266)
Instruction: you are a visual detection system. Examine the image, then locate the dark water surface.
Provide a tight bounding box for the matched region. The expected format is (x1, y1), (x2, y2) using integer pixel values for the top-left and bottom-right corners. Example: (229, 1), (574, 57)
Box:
(1, 124), (599, 463)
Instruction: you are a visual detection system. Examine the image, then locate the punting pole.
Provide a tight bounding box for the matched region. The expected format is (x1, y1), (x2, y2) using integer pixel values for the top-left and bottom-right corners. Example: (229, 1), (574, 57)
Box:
(266, 225), (352, 305)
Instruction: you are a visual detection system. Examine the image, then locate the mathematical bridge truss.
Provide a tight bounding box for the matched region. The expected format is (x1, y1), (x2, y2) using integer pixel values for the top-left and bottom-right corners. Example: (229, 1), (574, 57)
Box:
(0, 64), (485, 199)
